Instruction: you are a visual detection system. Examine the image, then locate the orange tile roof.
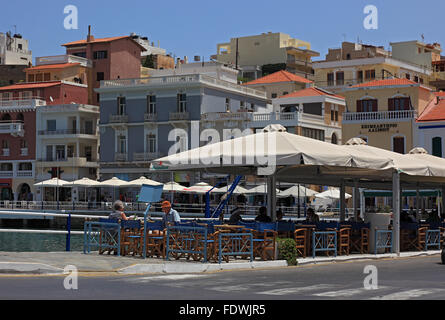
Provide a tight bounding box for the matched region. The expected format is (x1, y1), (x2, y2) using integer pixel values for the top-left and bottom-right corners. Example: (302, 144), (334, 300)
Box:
(278, 87), (345, 100)
(62, 36), (130, 46)
(0, 81), (62, 91)
(434, 91), (445, 97)
(417, 97), (445, 122)
(25, 63), (81, 71)
(244, 70), (313, 85)
(350, 78), (420, 88)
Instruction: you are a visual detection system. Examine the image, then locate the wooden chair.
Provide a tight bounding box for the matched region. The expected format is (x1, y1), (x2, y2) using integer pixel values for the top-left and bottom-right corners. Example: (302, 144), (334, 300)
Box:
(294, 228), (307, 258)
(145, 221), (166, 258)
(247, 224), (278, 261)
(414, 227), (428, 251)
(337, 227), (350, 255)
(120, 220), (142, 256)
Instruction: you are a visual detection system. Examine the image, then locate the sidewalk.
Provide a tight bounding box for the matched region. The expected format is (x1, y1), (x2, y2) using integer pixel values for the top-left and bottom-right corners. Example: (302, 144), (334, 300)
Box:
(0, 250), (441, 275)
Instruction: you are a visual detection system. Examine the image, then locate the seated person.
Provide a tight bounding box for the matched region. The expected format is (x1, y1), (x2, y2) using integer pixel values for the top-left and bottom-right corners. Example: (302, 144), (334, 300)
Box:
(161, 200), (181, 229)
(228, 206), (244, 225)
(109, 200), (129, 221)
(276, 209), (283, 221)
(305, 207), (319, 223)
(255, 206), (272, 222)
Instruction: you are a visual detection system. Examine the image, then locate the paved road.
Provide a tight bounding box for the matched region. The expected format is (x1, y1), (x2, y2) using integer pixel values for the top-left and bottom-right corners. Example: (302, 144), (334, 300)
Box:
(0, 255), (444, 300)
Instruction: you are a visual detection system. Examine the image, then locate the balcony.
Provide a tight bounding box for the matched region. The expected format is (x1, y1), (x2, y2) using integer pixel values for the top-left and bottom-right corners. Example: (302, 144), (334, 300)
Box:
(201, 112), (253, 122)
(109, 114), (128, 123)
(169, 112), (190, 121)
(133, 152), (161, 161)
(20, 148), (28, 156)
(0, 171), (13, 177)
(38, 129), (97, 136)
(249, 112), (300, 128)
(115, 153), (127, 162)
(16, 170), (33, 177)
(36, 157), (98, 168)
(144, 113), (157, 122)
(35, 55), (92, 68)
(342, 110), (417, 123)
(0, 121), (25, 137)
(100, 74), (267, 99)
(0, 98), (46, 108)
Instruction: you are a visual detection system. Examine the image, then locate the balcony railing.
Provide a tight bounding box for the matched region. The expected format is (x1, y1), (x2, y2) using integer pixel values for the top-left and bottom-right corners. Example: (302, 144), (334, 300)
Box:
(115, 153), (127, 162)
(38, 129), (96, 135)
(169, 112), (190, 121)
(0, 171), (13, 177)
(144, 113), (157, 122)
(0, 98), (46, 108)
(109, 114), (128, 123)
(100, 74), (267, 99)
(35, 55), (92, 68)
(37, 157), (98, 167)
(343, 110), (417, 122)
(201, 112), (253, 122)
(133, 152), (161, 161)
(0, 121), (24, 136)
(16, 170), (33, 177)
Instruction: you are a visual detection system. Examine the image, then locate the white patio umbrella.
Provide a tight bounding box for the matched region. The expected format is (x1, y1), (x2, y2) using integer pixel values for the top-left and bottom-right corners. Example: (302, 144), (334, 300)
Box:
(34, 178), (71, 203)
(213, 184), (250, 195)
(277, 185), (319, 198)
(70, 177), (102, 202)
(126, 176), (162, 187)
(245, 184), (280, 195)
(162, 181), (186, 192)
(315, 188), (352, 200)
(98, 177), (131, 202)
(183, 182), (215, 194)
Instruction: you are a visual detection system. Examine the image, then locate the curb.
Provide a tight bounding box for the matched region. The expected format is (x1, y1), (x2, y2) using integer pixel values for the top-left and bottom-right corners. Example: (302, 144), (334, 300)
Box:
(297, 250), (442, 266)
(0, 262), (65, 275)
(117, 260), (288, 275)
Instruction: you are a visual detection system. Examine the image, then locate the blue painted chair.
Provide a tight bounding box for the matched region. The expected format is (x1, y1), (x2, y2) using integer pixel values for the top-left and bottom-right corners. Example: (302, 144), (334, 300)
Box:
(145, 220), (166, 258)
(120, 220), (142, 256)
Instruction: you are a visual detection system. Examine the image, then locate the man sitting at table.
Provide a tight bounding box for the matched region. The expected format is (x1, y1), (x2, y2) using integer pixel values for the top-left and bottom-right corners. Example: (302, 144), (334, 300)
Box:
(305, 207), (319, 223)
(228, 206), (244, 225)
(161, 200), (181, 228)
(255, 206), (272, 222)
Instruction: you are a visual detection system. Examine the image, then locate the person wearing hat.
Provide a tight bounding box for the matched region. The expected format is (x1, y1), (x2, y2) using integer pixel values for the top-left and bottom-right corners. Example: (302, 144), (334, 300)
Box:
(161, 200), (181, 228)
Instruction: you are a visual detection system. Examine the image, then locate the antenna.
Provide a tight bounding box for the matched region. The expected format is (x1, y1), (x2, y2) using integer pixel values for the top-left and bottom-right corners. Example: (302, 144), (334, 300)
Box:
(421, 34), (425, 43)
(12, 25), (17, 35)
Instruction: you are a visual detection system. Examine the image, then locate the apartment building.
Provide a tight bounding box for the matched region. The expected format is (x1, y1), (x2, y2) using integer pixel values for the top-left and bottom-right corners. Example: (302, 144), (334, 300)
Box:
(249, 87), (345, 144)
(0, 81), (88, 200)
(0, 32), (32, 66)
(313, 41), (436, 93)
(35, 104), (99, 201)
(61, 28), (146, 105)
(341, 78), (434, 154)
(213, 32), (319, 81)
(95, 67), (270, 184)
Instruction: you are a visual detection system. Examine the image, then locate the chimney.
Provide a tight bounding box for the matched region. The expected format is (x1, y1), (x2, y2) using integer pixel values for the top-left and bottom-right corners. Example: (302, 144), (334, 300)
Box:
(87, 25), (94, 42)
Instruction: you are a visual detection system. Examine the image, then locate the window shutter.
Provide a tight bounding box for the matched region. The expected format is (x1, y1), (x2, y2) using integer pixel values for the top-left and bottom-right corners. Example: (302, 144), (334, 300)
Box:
(357, 100), (362, 113)
(388, 98), (394, 111)
(372, 100), (378, 112)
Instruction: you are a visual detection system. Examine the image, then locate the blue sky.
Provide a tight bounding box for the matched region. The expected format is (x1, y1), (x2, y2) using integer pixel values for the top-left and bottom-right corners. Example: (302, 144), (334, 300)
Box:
(1, 0), (445, 63)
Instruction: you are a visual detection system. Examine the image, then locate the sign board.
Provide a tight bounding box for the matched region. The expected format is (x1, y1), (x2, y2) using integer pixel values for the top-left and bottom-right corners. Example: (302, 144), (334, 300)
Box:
(138, 184), (163, 203)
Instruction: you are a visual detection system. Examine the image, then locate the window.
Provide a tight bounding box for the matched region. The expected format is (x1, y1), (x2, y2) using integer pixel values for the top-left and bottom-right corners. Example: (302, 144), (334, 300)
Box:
(282, 92), (289, 96)
(1, 92), (11, 100)
(271, 93), (277, 98)
(118, 135), (126, 153)
(47, 120), (56, 131)
(97, 94), (100, 103)
(93, 51), (108, 60)
(335, 110), (338, 122)
(331, 133), (338, 144)
(20, 139), (27, 148)
(20, 91), (31, 100)
(147, 95), (156, 114)
(146, 133), (157, 153)
(177, 93), (186, 113)
(46, 145), (53, 161)
(18, 163), (32, 171)
(97, 72), (105, 81)
(2, 140), (9, 149)
(85, 146), (92, 161)
(67, 145), (74, 158)
(336, 72), (344, 86)
(406, 73), (411, 80)
(327, 73), (334, 86)
(357, 99), (377, 112)
(414, 76), (419, 83)
(72, 52), (86, 58)
(302, 127), (325, 141)
(84, 121), (93, 134)
(388, 97), (410, 111)
(44, 73), (50, 81)
(331, 110), (335, 121)
(18, 44), (22, 50)
(365, 69), (375, 80)
(393, 136), (405, 154)
(55, 145), (65, 160)
(357, 71), (363, 83)
(225, 98), (230, 112)
(117, 97), (126, 115)
(432, 137), (442, 157)
(303, 103), (323, 116)
(35, 74), (43, 82)
(419, 78), (424, 84)
(28, 74), (34, 82)
(0, 163), (12, 171)
(240, 101), (245, 110)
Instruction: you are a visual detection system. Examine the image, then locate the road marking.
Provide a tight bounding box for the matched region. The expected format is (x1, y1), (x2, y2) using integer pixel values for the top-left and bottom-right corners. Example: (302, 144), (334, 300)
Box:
(119, 274), (210, 282)
(313, 286), (388, 298)
(370, 289), (444, 300)
(257, 284), (338, 296)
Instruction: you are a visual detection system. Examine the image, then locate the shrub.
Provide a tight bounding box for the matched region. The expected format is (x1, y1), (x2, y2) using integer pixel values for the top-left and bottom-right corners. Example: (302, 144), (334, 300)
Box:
(276, 238), (298, 266)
